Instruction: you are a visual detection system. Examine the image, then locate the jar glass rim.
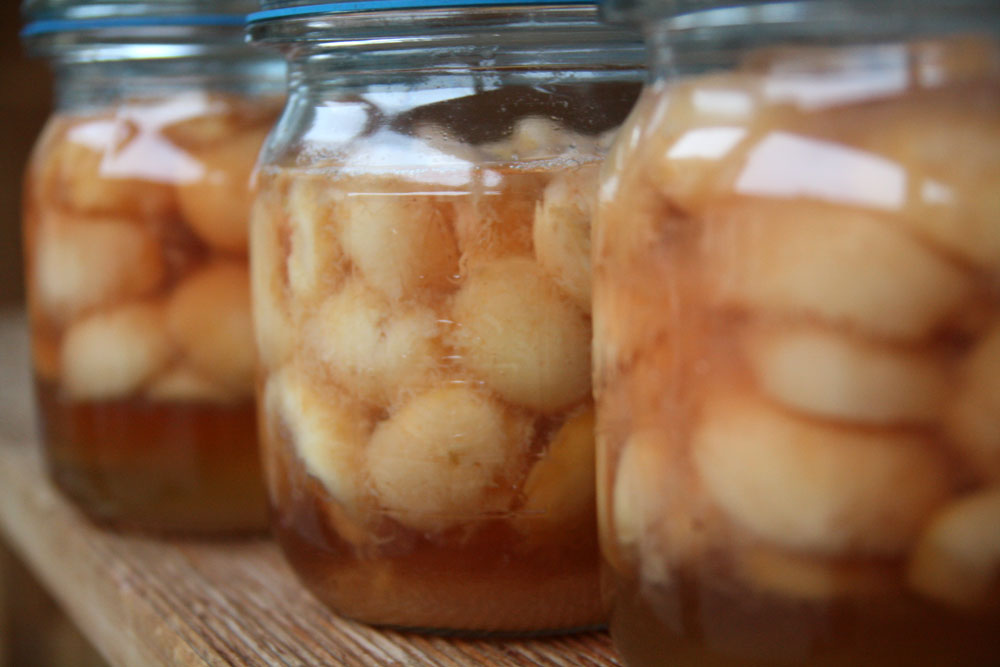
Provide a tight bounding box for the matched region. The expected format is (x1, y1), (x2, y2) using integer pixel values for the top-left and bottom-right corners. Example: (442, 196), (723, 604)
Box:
(246, 3), (645, 53)
(21, 0), (257, 42)
(22, 0), (257, 21)
(20, 1), (265, 60)
(600, 0), (1000, 41)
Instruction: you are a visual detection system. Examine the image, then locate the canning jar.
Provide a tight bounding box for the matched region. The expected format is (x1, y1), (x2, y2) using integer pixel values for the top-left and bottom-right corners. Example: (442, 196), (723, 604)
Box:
(22, 1), (284, 533)
(247, 1), (642, 633)
(594, 0), (1000, 664)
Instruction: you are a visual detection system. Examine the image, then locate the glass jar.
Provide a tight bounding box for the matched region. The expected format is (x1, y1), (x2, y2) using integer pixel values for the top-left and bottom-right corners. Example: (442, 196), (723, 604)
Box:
(594, 0), (1000, 664)
(22, 1), (285, 533)
(247, 0), (642, 633)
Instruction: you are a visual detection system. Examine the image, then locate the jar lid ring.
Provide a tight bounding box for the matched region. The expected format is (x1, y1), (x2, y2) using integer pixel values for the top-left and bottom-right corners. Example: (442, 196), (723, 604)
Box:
(248, 0), (594, 23)
(22, 13), (247, 37)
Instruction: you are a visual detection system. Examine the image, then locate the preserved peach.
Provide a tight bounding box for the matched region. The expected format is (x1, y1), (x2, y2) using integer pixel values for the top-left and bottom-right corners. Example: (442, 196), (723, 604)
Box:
(706, 201), (973, 340)
(595, 34), (1000, 665)
(611, 428), (729, 586)
(163, 112), (245, 149)
(451, 256), (591, 413)
(642, 74), (771, 214)
(611, 431), (669, 557)
(367, 385), (528, 531)
(692, 394), (953, 556)
(36, 117), (177, 220)
(533, 166), (598, 313)
(24, 94), (281, 532)
(248, 185), (295, 370)
(176, 124), (270, 253)
(285, 175), (347, 301)
(61, 302), (172, 400)
(304, 279), (442, 405)
(747, 326), (949, 424)
(162, 97), (275, 150)
(33, 213), (164, 322)
(590, 269), (672, 392)
(481, 117), (597, 162)
(265, 365), (371, 512)
(505, 117), (568, 158)
(854, 95), (1000, 272)
(336, 186), (459, 301)
(945, 324), (1000, 482)
(906, 488), (1000, 610)
(165, 260), (255, 396)
(452, 174), (540, 265)
(517, 407), (596, 531)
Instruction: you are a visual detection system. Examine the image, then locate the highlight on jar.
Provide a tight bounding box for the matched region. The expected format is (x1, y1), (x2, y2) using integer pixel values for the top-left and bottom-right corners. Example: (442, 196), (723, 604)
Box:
(23, 94), (282, 532)
(594, 35), (1000, 665)
(250, 110), (629, 633)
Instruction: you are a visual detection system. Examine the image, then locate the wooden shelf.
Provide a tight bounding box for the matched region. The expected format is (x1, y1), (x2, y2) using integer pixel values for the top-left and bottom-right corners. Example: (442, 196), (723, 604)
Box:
(0, 311), (621, 666)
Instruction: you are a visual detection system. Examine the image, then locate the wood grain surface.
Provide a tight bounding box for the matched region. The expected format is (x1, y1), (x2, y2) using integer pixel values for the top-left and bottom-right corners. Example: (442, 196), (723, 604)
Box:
(0, 312), (621, 666)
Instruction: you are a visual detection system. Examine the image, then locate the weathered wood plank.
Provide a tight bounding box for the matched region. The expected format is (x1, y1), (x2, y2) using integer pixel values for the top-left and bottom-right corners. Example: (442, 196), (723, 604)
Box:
(0, 311), (620, 666)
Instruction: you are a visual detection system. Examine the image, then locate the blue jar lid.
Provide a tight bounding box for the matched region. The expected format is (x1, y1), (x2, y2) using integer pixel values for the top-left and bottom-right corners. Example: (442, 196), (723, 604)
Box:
(248, 0), (595, 23)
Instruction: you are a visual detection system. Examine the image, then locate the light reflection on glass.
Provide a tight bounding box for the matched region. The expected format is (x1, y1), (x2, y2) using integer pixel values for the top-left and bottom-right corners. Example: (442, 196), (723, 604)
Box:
(692, 89), (755, 118)
(340, 128), (475, 187)
(667, 126), (746, 161)
(361, 87), (477, 116)
(304, 101), (371, 146)
(735, 131), (906, 211)
(67, 118), (119, 150)
(762, 48), (908, 110)
(67, 116), (205, 184)
(122, 93), (220, 129)
(109, 132), (205, 183)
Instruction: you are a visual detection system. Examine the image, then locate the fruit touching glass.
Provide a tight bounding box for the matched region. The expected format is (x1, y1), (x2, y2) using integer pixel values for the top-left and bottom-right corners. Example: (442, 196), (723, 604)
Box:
(247, 0), (642, 633)
(594, 1), (1000, 664)
(22, 0), (284, 532)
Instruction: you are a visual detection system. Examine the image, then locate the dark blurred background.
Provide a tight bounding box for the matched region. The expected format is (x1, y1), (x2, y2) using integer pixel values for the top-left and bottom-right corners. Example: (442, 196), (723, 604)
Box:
(1, 0), (51, 308)
(0, 5), (109, 666)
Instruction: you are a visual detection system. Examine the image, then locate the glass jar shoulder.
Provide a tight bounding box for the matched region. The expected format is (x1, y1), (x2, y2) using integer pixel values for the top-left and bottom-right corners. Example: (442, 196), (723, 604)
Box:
(599, 35), (1000, 244)
(263, 73), (641, 170)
